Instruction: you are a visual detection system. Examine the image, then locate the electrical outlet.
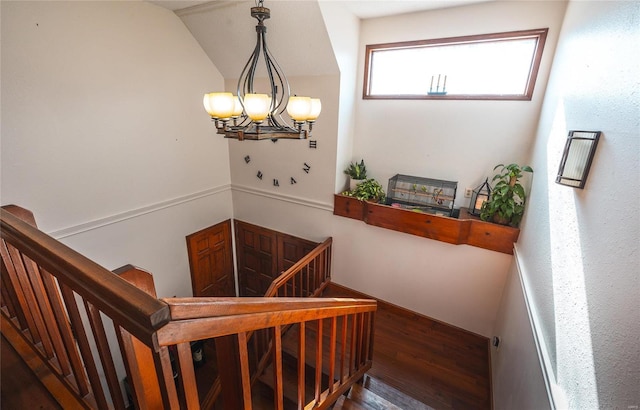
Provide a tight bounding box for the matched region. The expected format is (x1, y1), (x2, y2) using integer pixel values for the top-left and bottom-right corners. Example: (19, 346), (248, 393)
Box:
(464, 188), (473, 198)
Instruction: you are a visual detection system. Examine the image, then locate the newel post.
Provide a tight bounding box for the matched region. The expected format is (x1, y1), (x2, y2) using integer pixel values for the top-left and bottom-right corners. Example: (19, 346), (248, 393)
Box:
(113, 265), (175, 409)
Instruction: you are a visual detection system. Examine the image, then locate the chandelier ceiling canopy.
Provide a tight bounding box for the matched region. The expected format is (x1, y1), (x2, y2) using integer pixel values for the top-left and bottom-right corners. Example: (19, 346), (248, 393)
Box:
(203, 0), (321, 141)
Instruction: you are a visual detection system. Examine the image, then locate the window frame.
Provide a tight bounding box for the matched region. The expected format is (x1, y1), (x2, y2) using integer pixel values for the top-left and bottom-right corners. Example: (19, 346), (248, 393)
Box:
(363, 28), (549, 101)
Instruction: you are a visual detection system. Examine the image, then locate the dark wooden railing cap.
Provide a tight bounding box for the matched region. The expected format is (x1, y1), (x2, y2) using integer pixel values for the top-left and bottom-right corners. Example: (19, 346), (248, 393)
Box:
(1, 207), (170, 347)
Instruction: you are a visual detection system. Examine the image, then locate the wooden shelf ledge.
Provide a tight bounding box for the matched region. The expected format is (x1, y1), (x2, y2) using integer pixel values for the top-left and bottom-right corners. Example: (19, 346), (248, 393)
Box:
(333, 194), (519, 254)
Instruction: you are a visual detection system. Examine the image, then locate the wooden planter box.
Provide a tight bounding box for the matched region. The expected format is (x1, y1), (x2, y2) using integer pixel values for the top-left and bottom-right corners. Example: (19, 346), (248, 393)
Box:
(333, 194), (519, 254)
(364, 201), (467, 245)
(333, 194), (365, 221)
(466, 217), (520, 254)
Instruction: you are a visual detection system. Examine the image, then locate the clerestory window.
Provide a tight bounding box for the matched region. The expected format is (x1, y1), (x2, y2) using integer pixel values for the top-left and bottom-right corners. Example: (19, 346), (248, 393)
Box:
(363, 28), (548, 101)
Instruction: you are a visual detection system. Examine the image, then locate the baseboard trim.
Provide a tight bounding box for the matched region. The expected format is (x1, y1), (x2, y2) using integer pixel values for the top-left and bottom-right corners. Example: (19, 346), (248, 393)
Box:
(327, 282), (489, 342)
(328, 281), (492, 407)
(49, 185), (231, 239)
(231, 184), (334, 212)
(513, 244), (564, 410)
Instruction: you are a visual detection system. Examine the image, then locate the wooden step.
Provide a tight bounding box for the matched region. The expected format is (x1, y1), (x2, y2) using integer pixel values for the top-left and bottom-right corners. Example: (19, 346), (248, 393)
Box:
(360, 375), (435, 410)
(334, 394), (366, 410)
(334, 383), (402, 410)
(334, 376), (436, 410)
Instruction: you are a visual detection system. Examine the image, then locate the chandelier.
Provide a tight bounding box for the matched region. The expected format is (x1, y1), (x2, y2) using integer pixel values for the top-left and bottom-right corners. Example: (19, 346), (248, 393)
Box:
(203, 0), (321, 141)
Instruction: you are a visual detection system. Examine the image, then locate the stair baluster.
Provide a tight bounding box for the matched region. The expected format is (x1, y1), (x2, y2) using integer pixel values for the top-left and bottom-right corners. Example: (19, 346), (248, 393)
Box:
(1, 206), (377, 409)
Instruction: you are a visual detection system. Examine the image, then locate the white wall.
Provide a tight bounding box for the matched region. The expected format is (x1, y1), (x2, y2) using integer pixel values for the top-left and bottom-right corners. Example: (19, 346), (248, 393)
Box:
(177, 1), (342, 206)
(318, 1), (361, 193)
(9, 4), (637, 407)
(337, 1), (565, 336)
(226, 0), (567, 337)
(493, 1), (640, 408)
(356, 1), (567, 208)
(227, 74), (341, 206)
(1, 1), (232, 296)
(232, 187), (513, 337)
(1, 3), (234, 403)
(492, 259), (551, 410)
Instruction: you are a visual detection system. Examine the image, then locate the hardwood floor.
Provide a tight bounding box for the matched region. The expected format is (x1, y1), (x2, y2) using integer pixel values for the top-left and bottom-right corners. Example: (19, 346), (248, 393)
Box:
(2, 283), (492, 409)
(323, 283), (492, 410)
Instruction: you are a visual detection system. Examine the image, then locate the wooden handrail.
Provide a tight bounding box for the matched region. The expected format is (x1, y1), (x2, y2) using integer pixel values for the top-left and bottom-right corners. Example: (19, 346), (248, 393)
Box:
(196, 232), (353, 407)
(165, 296), (373, 319)
(265, 237), (333, 297)
(1, 205), (167, 409)
(157, 298), (376, 345)
(1, 208), (169, 347)
(1, 206), (376, 410)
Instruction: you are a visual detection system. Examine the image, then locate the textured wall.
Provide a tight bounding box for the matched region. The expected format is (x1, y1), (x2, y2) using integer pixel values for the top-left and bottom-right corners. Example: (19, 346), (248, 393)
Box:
(492, 259), (550, 410)
(513, 1), (640, 407)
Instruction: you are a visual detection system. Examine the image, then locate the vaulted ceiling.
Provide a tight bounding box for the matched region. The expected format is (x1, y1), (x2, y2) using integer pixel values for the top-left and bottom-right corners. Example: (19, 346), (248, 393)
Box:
(172, 1), (337, 79)
(148, 0), (490, 80)
(150, 0), (490, 19)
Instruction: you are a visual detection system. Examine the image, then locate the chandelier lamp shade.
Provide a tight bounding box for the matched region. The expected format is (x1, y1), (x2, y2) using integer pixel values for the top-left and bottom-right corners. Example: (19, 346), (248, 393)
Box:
(203, 1), (321, 141)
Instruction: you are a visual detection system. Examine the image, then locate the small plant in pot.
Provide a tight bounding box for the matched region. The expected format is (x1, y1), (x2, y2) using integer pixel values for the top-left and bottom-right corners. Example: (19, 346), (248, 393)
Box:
(480, 163), (533, 227)
(344, 159), (367, 190)
(343, 178), (386, 203)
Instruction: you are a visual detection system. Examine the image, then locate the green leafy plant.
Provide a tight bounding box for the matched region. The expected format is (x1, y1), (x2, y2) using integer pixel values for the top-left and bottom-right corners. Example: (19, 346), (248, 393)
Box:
(344, 159), (367, 180)
(343, 178), (386, 202)
(480, 163), (533, 227)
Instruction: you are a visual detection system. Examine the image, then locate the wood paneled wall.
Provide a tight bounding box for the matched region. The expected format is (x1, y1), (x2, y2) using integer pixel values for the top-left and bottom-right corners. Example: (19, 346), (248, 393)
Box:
(234, 220), (318, 297)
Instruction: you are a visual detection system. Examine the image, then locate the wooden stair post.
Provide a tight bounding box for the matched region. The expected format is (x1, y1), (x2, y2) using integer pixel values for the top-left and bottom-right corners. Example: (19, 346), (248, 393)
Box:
(114, 265), (177, 409)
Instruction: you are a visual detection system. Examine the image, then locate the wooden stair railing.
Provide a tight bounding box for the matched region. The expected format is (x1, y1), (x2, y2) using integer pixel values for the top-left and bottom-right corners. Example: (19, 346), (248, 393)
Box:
(242, 237), (334, 396)
(265, 237), (333, 298)
(159, 296), (376, 409)
(0, 205), (170, 410)
(200, 236), (351, 408)
(1, 205), (376, 409)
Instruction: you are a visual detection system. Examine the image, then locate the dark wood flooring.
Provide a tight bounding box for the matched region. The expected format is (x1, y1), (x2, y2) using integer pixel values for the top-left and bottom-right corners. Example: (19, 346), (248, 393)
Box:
(323, 283), (492, 410)
(1, 283), (491, 410)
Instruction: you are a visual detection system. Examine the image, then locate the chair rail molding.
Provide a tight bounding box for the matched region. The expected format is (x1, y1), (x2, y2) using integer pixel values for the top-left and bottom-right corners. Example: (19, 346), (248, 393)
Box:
(49, 185), (232, 239)
(231, 183), (334, 212)
(514, 244), (567, 410)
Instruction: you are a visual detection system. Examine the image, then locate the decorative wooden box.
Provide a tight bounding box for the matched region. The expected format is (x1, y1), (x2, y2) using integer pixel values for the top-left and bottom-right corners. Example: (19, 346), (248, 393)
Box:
(386, 174), (458, 217)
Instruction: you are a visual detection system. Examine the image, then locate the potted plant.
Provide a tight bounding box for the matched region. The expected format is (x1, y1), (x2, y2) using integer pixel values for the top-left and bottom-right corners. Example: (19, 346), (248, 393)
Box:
(343, 178), (386, 203)
(344, 159), (367, 190)
(480, 163), (533, 227)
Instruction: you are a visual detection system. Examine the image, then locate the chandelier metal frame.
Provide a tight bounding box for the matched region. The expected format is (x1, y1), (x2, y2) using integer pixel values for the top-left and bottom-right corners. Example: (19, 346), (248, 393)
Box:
(204, 1), (319, 141)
